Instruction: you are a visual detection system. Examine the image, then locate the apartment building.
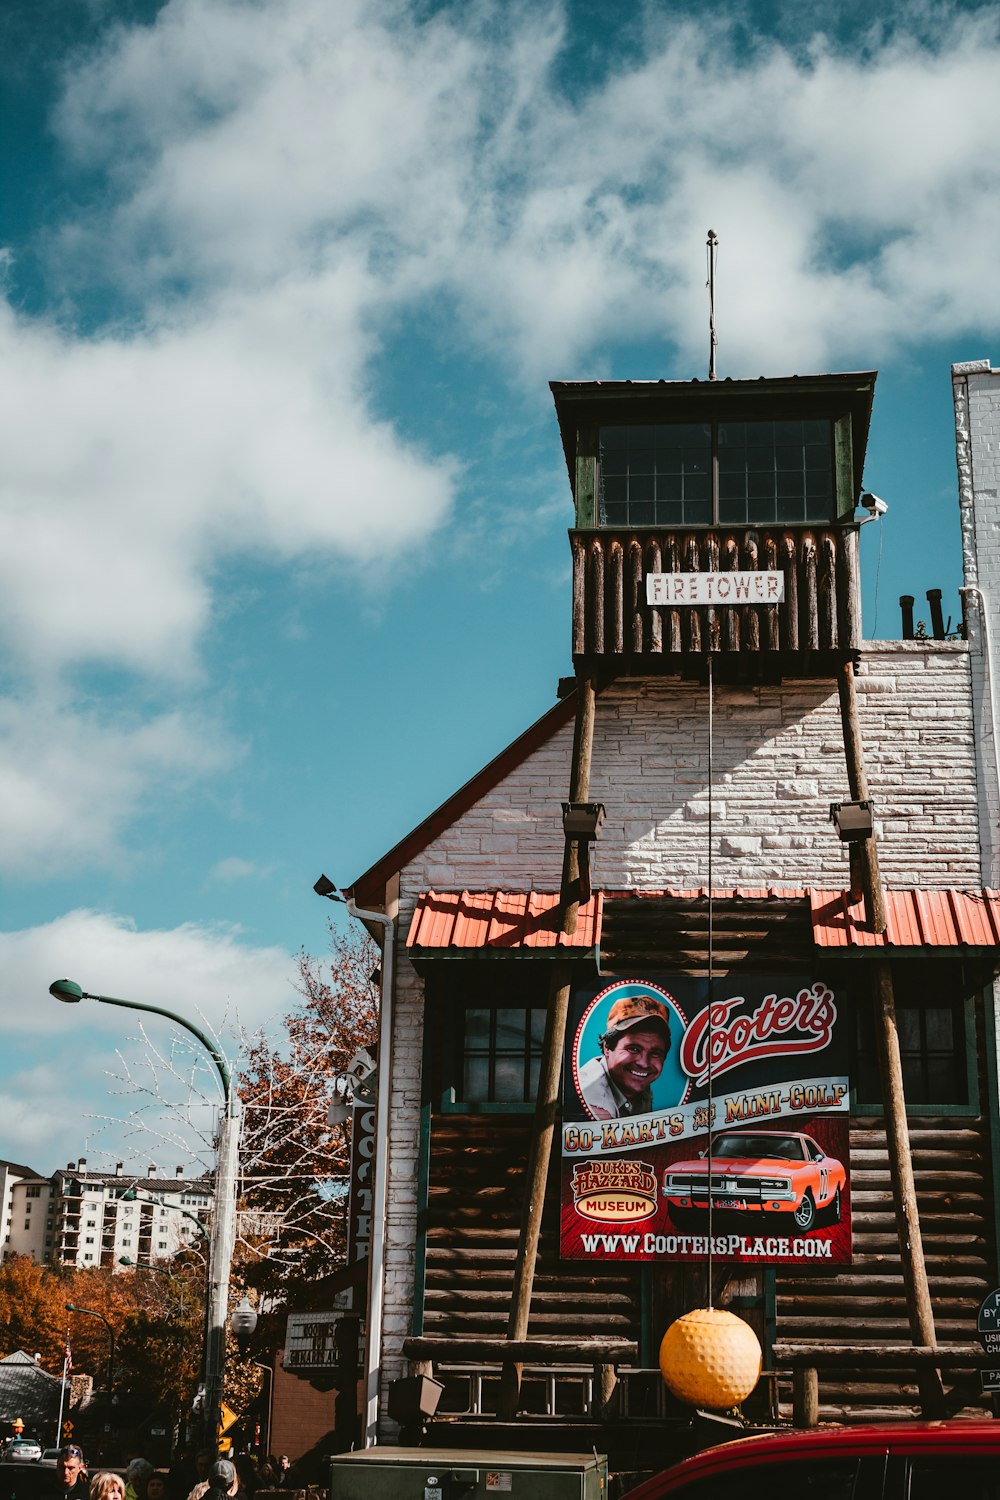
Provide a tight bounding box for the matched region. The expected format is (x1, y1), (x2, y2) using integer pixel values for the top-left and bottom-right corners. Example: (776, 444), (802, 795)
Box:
(0, 1157), (213, 1270)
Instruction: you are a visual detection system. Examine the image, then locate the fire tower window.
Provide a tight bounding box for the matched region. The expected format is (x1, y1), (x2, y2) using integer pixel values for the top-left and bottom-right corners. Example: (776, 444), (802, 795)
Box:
(598, 419), (834, 527)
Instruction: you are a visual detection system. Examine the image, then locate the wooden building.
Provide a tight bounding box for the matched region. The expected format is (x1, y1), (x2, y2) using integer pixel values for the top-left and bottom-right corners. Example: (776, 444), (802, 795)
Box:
(343, 365), (1000, 1458)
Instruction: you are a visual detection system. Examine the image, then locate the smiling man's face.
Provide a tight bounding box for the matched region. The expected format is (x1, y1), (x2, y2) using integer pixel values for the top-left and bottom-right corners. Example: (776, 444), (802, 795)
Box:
(603, 1026), (667, 1100)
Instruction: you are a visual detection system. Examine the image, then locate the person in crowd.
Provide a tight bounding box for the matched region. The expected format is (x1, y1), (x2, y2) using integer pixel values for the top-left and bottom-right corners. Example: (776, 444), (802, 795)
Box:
(172, 1448), (210, 1500)
(231, 1457), (257, 1498)
(91, 1475), (125, 1500)
(272, 1460), (291, 1490)
(254, 1461), (276, 1489)
(188, 1460), (239, 1500)
(145, 1474), (169, 1500)
(125, 1460), (154, 1500)
(49, 1446), (90, 1500)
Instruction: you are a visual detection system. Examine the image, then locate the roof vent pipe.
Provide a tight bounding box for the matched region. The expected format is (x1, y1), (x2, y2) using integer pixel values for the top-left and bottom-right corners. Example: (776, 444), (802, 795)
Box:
(900, 595), (915, 640)
(927, 589), (945, 640)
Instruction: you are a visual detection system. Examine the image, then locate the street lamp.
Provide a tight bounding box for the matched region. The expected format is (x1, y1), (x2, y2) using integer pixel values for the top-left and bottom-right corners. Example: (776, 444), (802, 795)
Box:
(120, 1188), (209, 1242)
(65, 1303), (115, 1394)
(230, 1297), (258, 1356)
(119, 1256), (193, 1313)
(49, 978), (240, 1446)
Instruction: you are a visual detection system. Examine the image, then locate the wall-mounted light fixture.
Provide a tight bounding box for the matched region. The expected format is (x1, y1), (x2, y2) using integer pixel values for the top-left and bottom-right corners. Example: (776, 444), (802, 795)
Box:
(561, 802), (606, 839)
(561, 801), (606, 902)
(830, 800), (874, 842)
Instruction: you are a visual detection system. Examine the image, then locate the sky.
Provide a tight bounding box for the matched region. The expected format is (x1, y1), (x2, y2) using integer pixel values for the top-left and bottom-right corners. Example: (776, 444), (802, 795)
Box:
(1, 0), (998, 1175)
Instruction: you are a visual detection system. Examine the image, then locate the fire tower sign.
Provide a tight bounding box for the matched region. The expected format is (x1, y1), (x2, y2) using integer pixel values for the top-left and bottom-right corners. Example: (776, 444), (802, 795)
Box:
(646, 571), (785, 606)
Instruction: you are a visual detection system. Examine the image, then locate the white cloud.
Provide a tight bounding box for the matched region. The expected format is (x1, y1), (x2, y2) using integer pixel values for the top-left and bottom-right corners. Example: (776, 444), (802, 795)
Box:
(3, 0), (1000, 884)
(3, 907), (295, 1033)
(0, 273), (456, 681)
(0, 909), (298, 1168)
(0, 691), (235, 877)
(44, 2), (1000, 382)
(210, 856), (270, 882)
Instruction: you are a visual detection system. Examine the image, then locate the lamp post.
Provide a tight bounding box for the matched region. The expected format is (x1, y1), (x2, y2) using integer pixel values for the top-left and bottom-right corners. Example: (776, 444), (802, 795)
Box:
(119, 1256), (193, 1314)
(49, 978), (240, 1447)
(65, 1302), (115, 1395)
(120, 1188), (210, 1244)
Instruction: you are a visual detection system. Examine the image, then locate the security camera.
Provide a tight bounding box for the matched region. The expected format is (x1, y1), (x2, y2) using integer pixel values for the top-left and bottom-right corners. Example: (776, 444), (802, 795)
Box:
(347, 1047), (377, 1085)
(314, 873), (347, 904)
(859, 492), (888, 517)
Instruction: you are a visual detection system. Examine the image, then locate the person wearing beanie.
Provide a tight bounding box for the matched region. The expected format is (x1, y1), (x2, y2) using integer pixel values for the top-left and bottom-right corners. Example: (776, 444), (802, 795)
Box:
(125, 1460), (154, 1500)
(187, 1460), (238, 1500)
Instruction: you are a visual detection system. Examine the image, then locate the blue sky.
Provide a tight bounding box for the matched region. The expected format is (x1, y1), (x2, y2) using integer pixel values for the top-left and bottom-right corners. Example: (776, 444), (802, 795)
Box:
(1, 0), (997, 1172)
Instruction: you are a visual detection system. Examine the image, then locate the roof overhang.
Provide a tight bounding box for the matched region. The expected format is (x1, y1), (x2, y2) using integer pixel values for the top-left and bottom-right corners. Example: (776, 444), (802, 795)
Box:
(550, 370), (878, 501)
(405, 887), (1000, 961)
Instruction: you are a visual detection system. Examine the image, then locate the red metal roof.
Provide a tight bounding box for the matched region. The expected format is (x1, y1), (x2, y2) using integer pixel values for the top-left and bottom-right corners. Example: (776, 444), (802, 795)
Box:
(809, 888), (1000, 948)
(407, 888), (1000, 952)
(407, 890), (603, 951)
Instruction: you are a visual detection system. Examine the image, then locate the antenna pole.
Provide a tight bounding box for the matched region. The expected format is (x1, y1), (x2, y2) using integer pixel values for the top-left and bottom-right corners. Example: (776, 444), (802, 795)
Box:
(707, 230), (719, 381)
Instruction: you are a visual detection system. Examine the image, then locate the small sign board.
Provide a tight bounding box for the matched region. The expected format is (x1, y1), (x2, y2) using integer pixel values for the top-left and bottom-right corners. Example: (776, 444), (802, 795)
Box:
(647, 571), (785, 607)
(980, 1368), (1000, 1394)
(977, 1288), (1000, 1357)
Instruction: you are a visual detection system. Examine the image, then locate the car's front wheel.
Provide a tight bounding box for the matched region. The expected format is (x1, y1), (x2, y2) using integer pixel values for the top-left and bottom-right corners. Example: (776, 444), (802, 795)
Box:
(793, 1190), (816, 1232)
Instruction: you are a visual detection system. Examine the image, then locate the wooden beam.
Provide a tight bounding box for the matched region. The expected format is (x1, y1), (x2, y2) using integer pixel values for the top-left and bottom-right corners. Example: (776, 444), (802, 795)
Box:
(773, 1342), (983, 1366)
(836, 656), (942, 1414)
(404, 1336), (637, 1363)
(498, 675), (598, 1418)
(836, 657), (884, 932)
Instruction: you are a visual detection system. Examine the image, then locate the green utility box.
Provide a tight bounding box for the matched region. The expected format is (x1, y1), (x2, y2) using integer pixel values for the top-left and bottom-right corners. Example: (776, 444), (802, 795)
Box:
(329, 1448), (608, 1500)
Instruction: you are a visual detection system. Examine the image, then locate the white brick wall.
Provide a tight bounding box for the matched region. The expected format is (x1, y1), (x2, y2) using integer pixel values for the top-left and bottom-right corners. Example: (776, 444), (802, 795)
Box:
(377, 643), (981, 1426)
(952, 359), (1000, 886)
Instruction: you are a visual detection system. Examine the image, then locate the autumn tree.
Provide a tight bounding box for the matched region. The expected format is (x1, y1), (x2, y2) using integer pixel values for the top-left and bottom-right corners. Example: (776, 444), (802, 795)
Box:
(0, 1256), (203, 1413)
(96, 921), (379, 1319)
(237, 925), (379, 1307)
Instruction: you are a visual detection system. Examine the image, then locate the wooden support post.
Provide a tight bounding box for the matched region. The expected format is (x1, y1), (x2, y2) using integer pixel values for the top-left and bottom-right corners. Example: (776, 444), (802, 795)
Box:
(836, 658), (884, 932)
(594, 1363), (617, 1417)
(872, 958), (943, 1412)
(498, 676), (598, 1418)
(836, 657), (943, 1414)
(792, 1367), (818, 1428)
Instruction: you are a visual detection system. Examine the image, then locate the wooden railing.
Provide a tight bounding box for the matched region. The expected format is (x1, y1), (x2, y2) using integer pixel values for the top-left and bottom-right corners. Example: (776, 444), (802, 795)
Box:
(570, 526), (861, 666)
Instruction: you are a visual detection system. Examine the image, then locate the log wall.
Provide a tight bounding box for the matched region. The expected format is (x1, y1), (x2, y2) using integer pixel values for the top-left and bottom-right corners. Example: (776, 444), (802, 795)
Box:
(570, 526), (861, 668)
(422, 1114), (643, 1342)
(774, 1114), (996, 1421)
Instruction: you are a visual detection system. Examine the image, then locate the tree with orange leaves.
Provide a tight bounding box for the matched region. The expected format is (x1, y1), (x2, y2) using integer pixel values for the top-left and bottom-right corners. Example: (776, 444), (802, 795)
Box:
(237, 925), (379, 1305)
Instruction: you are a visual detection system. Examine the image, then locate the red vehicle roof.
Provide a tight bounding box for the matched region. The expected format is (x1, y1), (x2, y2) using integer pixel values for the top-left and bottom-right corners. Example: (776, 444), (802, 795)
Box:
(625, 1422), (1000, 1498)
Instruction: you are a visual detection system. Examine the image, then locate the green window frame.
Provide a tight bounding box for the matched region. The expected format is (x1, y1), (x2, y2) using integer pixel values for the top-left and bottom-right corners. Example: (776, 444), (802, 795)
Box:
(851, 964), (979, 1116)
(433, 967), (550, 1114)
(598, 418), (835, 528)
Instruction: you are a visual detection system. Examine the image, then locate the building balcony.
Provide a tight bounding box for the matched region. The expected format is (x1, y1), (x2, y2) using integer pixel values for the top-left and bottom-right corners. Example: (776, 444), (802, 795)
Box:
(570, 525), (860, 678)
